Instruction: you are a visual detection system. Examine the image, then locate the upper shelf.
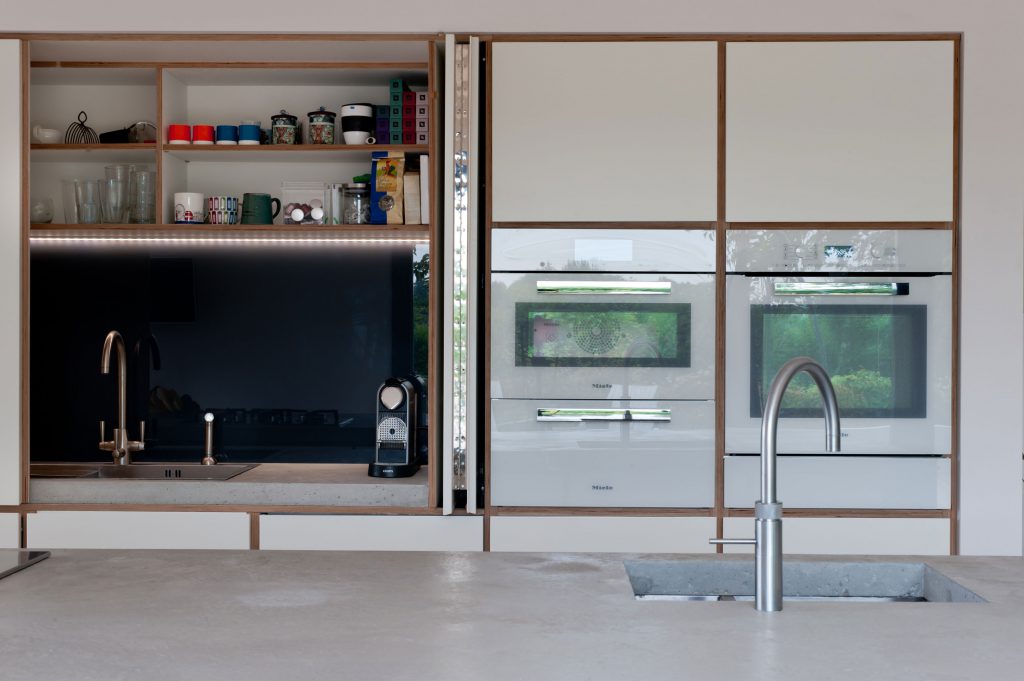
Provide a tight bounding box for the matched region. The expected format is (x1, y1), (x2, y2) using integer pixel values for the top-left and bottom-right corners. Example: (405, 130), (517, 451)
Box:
(161, 144), (429, 162)
(29, 37), (435, 65)
(30, 144), (158, 163)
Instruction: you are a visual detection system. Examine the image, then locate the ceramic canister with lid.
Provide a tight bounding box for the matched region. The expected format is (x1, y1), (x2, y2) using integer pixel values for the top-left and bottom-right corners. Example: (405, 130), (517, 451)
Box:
(307, 106), (336, 145)
(271, 110), (298, 145)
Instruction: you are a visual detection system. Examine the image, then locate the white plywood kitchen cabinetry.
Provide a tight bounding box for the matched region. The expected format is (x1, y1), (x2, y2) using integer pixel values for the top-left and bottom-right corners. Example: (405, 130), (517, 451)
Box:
(26, 511), (250, 549)
(0, 40), (22, 507)
(259, 514), (483, 551)
(726, 41), (954, 222)
(489, 516), (716, 553)
(0, 514), (20, 548)
(723, 517), (949, 555)
(490, 42), (718, 222)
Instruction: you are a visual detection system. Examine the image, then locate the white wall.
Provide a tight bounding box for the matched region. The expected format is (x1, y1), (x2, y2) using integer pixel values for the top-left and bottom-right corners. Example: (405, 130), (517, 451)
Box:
(4, 0), (1023, 555)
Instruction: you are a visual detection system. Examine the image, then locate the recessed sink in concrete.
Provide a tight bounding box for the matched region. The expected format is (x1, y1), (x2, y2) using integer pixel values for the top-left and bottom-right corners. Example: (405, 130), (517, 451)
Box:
(31, 463), (255, 481)
(625, 560), (986, 603)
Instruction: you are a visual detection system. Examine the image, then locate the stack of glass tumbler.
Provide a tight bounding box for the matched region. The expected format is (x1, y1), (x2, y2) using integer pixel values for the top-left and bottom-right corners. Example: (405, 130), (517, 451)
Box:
(64, 165), (156, 224)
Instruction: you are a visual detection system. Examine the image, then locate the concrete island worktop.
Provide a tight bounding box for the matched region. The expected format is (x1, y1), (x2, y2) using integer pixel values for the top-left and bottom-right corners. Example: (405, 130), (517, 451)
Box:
(29, 463), (430, 507)
(1, 549), (1022, 680)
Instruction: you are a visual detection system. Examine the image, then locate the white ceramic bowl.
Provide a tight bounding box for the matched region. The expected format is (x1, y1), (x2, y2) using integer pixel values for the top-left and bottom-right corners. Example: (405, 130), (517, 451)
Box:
(33, 127), (63, 144)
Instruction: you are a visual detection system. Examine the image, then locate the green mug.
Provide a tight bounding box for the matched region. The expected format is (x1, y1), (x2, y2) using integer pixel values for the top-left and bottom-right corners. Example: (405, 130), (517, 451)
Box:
(240, 193), (281, 225)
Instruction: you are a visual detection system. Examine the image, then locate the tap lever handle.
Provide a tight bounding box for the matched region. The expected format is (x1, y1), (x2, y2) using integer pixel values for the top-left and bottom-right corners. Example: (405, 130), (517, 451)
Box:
(100, 420), (106, 441)
(138, 420), (146, 442)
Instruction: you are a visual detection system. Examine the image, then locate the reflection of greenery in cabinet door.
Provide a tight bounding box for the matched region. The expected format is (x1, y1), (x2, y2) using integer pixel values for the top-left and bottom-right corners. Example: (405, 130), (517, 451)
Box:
(527, 310), (680, 360)
(757, 307), (921, 414)
(413, 250), (429, 378)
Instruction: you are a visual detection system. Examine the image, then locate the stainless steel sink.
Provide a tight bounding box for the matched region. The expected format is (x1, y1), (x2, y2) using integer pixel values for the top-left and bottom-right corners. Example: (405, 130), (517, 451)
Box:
(624, 560), (986, 603)
(31, 463), (255, 481)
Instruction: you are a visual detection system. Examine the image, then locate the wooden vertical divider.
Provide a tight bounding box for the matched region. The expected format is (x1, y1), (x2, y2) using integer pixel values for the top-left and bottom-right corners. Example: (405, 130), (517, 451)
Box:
(949, 35), (962, 555)
(20, 40), (31, 506)
(154, 66), (164, 228)
(713, 40), (727, 552)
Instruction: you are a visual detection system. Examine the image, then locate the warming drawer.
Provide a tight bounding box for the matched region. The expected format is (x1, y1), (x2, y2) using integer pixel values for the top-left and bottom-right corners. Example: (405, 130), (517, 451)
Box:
(490, 399), (714, 508)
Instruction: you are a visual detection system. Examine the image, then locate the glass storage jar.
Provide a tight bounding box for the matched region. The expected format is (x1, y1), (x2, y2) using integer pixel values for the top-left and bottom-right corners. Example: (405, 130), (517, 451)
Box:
(341, 183), (370, 224)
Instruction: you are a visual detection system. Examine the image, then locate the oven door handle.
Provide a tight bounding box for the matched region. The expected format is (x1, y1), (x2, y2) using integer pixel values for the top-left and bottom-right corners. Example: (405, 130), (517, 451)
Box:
(536, 408), (671, 422)
(536, 280), (672, 295)
(773, 282), (910, 296)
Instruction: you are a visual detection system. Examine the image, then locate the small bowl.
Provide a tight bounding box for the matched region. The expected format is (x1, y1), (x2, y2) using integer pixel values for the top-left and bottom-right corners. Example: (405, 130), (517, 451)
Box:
(32, 126), (63, 144)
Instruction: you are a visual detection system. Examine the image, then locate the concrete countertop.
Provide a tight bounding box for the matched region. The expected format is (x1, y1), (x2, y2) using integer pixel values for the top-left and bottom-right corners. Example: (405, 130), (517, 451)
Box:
(30, 463), (430, 507)
(1, 549), (1022, 680)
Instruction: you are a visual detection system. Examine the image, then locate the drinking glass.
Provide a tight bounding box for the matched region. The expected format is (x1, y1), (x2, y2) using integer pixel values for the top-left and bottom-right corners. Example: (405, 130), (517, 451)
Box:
(76, 180), (101, 224)
(100, 178), (128, 223)
(129, 170), (156, 224)
(61, 179), (79, 224)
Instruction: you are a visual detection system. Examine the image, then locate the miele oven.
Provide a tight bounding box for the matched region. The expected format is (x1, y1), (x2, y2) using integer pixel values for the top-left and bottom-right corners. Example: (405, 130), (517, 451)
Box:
(724, 229), (953, 509)
(490, 229), (716, 508)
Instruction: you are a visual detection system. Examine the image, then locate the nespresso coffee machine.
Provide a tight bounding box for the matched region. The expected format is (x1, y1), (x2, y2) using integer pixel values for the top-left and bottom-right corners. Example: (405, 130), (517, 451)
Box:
(369, 377), (421, 478)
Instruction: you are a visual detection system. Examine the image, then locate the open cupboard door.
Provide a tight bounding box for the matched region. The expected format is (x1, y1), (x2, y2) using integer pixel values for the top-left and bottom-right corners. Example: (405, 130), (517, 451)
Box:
(441, 35), (480, 515)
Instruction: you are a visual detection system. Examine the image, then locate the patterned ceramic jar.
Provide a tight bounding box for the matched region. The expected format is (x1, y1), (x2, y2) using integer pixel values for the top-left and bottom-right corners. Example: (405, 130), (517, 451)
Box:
(271, 110), (298, 145)
(307, 106), (336, 145)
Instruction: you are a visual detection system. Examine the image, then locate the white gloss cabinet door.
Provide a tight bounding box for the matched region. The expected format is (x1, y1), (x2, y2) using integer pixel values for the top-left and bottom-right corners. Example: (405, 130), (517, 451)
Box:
(0, 40), (21, 506)
(0, 514), (19, 548)
(489, 516), (717, 553)
(26, 511), (250, 549)
(259, 514), (483, 551)
(726, 41), (954, 222)
(722, 517), (950, 555)
(491, 42), (718, 222)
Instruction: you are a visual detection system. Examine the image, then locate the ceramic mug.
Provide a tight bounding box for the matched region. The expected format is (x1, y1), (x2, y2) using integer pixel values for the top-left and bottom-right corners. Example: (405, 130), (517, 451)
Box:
(174, 192), (206, 224)
(240, 193), (281, 224)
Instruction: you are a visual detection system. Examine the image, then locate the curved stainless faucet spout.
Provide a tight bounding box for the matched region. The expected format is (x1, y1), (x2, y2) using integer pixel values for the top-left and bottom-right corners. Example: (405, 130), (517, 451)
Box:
(761, 357), (841, 504)
(711, 356), (840, 613)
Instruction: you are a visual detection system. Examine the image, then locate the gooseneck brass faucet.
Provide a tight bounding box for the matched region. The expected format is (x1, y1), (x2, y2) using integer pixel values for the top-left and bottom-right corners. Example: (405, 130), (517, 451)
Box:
(98, 330), (146, 465)
(711, 356), (840, 612)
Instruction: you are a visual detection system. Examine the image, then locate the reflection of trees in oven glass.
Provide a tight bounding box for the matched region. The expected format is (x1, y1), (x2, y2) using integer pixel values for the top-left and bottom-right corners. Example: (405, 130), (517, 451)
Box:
(529, 310), (679, 359)
(761, 311), (905, 411)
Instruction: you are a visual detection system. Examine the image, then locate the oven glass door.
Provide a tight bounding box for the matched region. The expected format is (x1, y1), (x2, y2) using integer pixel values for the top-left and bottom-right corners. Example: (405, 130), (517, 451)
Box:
(492, 273), (714, 400)
(516, 302), (690, 368)
(750, 303), (926, 418)
(725, 275), (951, 455)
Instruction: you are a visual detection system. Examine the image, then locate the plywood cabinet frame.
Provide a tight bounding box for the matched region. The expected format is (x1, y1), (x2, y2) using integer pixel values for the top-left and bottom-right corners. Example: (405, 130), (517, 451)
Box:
(482, 33), (962, 555)
(16, 34), (447, 522)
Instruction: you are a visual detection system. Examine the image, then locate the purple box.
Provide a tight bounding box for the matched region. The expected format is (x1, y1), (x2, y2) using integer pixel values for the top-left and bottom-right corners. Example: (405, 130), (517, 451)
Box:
(415, 131), (428, 144)
(415, 105), (428, 119)
(416, 92), (428, 105)
(416, 119), (428, 131)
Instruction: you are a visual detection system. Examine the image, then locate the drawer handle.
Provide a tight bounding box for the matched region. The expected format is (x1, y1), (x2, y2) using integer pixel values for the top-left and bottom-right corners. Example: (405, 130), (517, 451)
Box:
(536, 408), (671, 422)
(773, 282), (909, 296)
(536, 280), (671, 295)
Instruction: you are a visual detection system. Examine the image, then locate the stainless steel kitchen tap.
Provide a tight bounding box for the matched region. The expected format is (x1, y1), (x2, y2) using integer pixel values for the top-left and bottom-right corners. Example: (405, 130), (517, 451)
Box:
(98, 330), (146, 465)
(711, 356), (840, 612)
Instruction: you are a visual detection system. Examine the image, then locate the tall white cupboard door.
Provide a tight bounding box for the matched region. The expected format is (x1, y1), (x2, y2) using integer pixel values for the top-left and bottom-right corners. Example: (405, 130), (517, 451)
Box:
(0, 40), (22, 506)
(726, 41), (954, 222)
(490, 42), (718, 223)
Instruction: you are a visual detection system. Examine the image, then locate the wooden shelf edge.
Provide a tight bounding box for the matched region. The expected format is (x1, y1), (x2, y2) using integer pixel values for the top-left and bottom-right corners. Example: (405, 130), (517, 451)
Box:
(31, 223), (430, 233)
(31, 143), (157, 151)
(161, 143), (428, 152)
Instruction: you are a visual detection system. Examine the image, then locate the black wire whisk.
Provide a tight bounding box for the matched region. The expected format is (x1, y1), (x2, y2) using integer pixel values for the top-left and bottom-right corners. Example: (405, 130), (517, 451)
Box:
(65, 111), (99, 144)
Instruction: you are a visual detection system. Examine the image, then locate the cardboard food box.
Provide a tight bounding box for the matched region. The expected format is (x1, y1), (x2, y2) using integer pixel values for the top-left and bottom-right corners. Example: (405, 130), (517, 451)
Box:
(371, 151), (405, 225)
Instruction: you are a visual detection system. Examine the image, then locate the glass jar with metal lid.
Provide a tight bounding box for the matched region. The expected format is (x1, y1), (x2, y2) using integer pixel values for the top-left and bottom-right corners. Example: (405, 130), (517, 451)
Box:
(341, 183), (370, 224)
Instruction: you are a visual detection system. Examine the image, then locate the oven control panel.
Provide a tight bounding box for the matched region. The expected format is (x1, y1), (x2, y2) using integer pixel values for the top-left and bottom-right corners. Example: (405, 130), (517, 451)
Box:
(727, 229), (952, 273)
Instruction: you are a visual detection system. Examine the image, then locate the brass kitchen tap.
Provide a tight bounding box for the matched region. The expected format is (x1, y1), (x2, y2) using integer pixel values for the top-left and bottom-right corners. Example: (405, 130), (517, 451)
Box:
(98, 330), (146, 465)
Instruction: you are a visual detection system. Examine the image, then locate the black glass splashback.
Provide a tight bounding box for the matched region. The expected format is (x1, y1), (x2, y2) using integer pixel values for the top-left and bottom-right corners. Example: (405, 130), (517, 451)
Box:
(30, 243), (429, 464)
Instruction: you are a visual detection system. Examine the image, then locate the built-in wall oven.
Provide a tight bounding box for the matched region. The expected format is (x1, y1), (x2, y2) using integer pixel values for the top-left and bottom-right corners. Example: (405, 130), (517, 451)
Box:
(724, 230), (953, 509)
(490, 229), (715, 507)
